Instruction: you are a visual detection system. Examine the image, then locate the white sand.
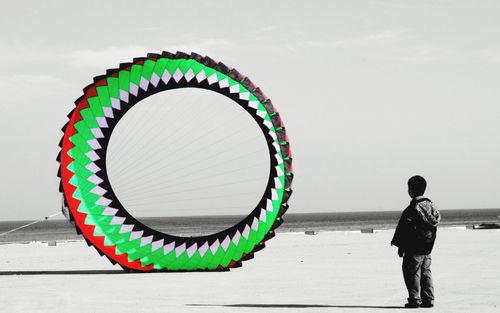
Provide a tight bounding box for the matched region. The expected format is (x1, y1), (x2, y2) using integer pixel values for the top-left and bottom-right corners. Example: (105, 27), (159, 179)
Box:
(0, 228), (498, 313)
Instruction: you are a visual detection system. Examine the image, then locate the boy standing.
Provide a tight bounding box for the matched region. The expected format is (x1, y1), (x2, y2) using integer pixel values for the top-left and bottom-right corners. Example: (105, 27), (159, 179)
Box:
(391, 176), (441, 308)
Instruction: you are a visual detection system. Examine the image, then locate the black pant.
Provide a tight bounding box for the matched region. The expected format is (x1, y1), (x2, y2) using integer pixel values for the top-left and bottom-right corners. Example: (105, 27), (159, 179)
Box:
(402, 254), (434, 304)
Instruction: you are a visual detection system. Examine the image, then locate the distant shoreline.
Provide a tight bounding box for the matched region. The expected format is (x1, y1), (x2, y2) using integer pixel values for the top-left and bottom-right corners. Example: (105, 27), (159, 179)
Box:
(1, 223), (498, 246)
(1, 207), (499, 223)
(1, 208), (498, 244)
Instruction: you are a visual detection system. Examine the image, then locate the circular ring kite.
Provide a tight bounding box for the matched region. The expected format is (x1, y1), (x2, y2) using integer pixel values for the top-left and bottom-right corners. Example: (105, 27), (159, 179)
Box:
(58, 51), (293, 272)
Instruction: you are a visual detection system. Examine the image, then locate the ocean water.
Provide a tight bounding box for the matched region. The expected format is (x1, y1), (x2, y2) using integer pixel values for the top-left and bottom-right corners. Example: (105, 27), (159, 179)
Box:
(0, 208), (498, 244)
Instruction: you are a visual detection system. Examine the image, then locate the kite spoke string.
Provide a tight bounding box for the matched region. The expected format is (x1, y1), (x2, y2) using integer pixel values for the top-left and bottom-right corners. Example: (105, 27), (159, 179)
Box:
(124, 191), (259, 207)
(113, 131), (264, 192)
(120, 177), (265, 203)
(0, 212), (62, 237)
(110, 100), (245, 180)
(115, 144), (267, 196)
(138, 205), (249, 215)
(106, 89), (270, 218)
(118, 162), (264, 199)
(106, 95), (168, 158)
(109, 92), (203, 169)
(109, 92), (218, 176)
(110, 87), (199, 155)
(108, 91), (198, 171)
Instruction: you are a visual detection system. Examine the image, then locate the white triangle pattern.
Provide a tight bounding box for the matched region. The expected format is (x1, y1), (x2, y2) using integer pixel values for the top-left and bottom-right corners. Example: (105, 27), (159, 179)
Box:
(198, 241), (209, 257)
(259, 209), (267, 222)
(151, 239), (164, 251)
(175, 243), (186, 257)
(269, 131), (277, 141)
(119, 224), (134, 234)
(274, 177), (283, 189)
(102, 207), (118, 216)
(119, 90), (129, 103)
(248, 101), (259, 109)
(87, 139), (101, 150)
(232, 230), (241, 245)
(110, 216), (125, 225)
(239, 92), (249, 100)
(85, 162), (100, 173)
(210, 239), (220, 254)
(219, 78), (229, 89)
(275, 154), (283, 164)
(90, 185), (106, 196)
(187, 243), (197, 257)
(196, 70), (206, 82)
(90, 128), (104, 139)
(266, 199), (273, 212)
(162, 71), (171, 84)
(129, 230), (143, 241)
(271, 188), (278, 200)
(229, 84), (239, 94)
(96, 117), (108, 128)
(96, 197), (112, 206)
(140, 235), (153, 247)
(129, 83), (139, 96)
(275, 166), (284, 177)
(251, 217), (259, 230)
(86, 151), (100, 161)
(139, 77), (149, 91)
(207, 73), (218, 85)
(185, 69), (195, 82)
(272, 142), (280, 153)
(103, 106), (114, 118)
(256, 110), (267, 119)
(242, 225), (251, 240)
(87, 174), (103, 185)
(151, 72), (160, 87)
(173, 69), (183, 82)
(163, 242), (175, 255)
(221, 235), (231, 251)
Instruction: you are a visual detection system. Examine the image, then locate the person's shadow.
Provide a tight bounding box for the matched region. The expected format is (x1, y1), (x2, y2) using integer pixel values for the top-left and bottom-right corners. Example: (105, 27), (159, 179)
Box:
(187, 304), (403, 309)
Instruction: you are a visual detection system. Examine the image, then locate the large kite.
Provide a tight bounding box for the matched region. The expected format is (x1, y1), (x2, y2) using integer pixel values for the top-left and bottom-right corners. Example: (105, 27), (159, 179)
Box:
(58, 51), (293, 272)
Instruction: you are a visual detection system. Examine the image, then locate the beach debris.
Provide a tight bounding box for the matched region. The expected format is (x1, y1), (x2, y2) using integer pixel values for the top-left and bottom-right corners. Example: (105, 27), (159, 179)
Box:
(48, 241), (57, 246)
(472, 223), (500, 230)
(304, 230), (318, 235)
(361, 228), (374, 233)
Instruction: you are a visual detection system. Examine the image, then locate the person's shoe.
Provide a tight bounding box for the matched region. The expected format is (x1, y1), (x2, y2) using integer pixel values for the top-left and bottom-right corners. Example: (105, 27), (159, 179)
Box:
(404, 302), (420, 308)
(421, 302), (434, 308)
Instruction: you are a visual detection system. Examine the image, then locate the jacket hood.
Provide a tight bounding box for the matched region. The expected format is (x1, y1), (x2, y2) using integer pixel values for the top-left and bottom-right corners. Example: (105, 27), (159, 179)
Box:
(415, 200), (441, 227)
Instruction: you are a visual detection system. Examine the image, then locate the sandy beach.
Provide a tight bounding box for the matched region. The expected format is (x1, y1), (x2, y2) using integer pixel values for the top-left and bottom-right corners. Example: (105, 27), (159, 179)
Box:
(1, 227), (498, 313)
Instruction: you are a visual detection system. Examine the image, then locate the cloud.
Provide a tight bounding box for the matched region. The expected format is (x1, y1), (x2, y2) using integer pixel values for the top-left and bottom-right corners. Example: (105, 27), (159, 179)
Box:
(0, 74), (71, 108)
(67, 39), (235, 69)
(67, 45), (157, 69)
(286, 29), (407, 50)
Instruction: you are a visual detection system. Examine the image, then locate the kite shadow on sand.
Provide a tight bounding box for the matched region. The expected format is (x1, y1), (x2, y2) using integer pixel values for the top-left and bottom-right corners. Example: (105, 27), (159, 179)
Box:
(0, 270), (127, 275)
(187, 304), (403, 309)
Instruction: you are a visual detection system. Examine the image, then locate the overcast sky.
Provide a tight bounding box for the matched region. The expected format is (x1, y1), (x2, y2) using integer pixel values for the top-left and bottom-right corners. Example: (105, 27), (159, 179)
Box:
(0, 0), (499, 221)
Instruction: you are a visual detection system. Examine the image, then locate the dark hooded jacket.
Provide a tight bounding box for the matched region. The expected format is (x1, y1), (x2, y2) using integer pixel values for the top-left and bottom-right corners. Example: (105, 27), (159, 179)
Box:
(391, 197), (441, 255)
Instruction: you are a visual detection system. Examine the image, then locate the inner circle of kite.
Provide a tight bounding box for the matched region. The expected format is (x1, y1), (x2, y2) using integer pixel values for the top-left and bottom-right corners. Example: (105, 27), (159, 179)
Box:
(57, 51), (293, 272)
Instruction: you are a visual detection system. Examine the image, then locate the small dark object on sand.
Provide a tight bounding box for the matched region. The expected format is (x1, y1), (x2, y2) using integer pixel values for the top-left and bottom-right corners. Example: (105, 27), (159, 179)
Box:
(304, 230), (318, 235)
(361, 228), (374, 233)
(472, 223), (500, 230)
